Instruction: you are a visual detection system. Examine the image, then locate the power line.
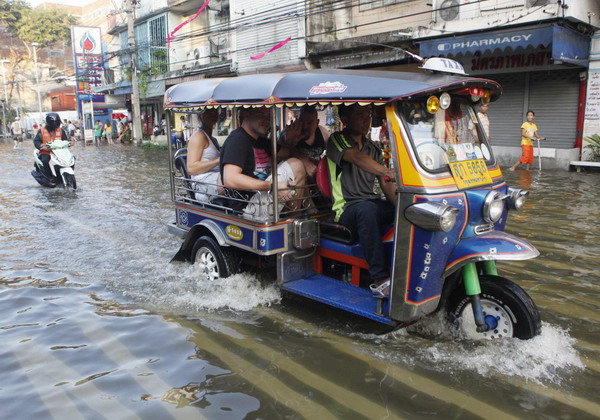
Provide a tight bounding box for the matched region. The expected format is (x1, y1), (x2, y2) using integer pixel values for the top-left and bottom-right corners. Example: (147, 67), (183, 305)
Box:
(101, 0), (551, 76)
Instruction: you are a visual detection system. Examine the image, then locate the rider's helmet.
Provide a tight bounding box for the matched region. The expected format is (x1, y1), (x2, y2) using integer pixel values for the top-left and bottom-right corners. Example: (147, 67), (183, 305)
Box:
(45, 112), (61, 131)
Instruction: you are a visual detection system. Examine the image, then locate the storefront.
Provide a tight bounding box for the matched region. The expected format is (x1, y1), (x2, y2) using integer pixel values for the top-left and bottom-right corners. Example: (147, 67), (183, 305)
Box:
(418, 24), (590, 165)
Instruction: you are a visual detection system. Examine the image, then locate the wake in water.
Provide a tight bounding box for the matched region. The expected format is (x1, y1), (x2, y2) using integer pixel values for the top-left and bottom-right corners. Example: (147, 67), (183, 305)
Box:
(107, 261), (281, 314)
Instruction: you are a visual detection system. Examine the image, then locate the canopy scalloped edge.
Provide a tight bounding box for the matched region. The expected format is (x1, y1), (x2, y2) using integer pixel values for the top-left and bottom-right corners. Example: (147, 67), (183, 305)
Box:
(164, 100), (390, 110)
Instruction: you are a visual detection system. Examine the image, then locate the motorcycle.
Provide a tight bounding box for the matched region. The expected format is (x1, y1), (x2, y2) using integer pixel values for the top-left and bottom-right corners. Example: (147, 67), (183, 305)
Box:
(31, 140), (77, 189)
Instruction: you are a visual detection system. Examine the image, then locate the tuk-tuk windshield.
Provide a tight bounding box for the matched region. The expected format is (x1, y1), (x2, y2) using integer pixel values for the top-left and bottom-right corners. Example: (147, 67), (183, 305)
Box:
(400, 98), (492, 172)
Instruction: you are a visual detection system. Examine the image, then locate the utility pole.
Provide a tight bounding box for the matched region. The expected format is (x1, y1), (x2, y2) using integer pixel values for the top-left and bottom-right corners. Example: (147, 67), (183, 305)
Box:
(126, 0), (143, 144)
(0, 59), (8, 141)
(32, 43), (44, 123)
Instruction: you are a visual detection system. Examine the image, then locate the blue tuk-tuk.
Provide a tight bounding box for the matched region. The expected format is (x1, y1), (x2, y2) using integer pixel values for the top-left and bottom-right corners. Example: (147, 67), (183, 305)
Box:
(165, 58), (541, 339)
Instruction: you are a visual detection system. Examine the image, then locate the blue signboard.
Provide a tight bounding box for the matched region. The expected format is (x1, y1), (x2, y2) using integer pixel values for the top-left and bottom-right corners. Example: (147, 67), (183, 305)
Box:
(419, 24), (589, 67)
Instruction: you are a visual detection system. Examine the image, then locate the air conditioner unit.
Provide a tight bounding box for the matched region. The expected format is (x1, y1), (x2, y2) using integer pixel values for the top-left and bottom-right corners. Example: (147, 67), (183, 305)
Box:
(435, 0), (460, 22)
(208, 35), (228, 60)
(188, 47), (208, 67)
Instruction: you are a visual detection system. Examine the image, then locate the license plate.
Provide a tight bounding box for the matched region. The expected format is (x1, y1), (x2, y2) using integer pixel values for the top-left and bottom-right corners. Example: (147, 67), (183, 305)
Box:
(449, 159), (493, 189)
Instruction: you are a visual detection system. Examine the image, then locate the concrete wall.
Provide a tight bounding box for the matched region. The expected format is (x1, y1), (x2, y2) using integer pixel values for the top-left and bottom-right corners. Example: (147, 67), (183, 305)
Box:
(307, 0), (429, 43)
(232, 0), (306, 73)
(416, 0), (600, 39)
(583, 30), (600, 161)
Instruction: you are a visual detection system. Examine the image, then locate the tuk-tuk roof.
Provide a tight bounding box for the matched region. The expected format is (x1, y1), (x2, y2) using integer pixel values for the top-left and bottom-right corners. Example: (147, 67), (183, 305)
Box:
(163, 69), (502, 109)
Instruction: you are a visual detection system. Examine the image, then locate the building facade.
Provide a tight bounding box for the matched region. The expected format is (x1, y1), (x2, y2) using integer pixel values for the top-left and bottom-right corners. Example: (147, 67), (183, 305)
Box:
(414, 0), (600, 167)
(91, 0), (600, 160)
(99, 0), (308, 138)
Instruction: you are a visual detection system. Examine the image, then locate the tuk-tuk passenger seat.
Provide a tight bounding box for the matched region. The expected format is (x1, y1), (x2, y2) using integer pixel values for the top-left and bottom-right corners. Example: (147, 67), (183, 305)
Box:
(173, 148), (196, 201)
(315, 158), (356, 245)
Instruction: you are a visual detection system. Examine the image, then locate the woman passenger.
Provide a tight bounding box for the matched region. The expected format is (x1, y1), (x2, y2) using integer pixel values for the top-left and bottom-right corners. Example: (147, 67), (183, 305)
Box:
(187, 109), (221, 200)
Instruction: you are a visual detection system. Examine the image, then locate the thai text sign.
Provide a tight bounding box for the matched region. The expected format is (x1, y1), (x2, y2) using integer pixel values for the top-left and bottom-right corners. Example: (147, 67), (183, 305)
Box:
(71, 26), (104, 100)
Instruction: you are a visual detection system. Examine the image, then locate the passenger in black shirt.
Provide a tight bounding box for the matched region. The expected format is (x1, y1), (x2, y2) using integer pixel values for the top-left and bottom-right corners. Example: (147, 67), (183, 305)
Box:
(220, 107), (307, 220)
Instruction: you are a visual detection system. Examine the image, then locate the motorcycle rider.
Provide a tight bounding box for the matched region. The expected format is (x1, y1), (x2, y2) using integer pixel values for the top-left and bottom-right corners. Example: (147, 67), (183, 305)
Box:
(33, 113), (69, 185)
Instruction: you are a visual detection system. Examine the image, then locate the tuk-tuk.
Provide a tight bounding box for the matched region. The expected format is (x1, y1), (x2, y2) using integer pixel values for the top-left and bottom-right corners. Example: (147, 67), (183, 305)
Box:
(164, 57), (541, 340)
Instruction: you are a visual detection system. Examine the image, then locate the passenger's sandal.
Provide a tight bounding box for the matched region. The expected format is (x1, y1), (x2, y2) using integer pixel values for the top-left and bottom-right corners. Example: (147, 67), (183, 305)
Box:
(369, 280), (390, 299)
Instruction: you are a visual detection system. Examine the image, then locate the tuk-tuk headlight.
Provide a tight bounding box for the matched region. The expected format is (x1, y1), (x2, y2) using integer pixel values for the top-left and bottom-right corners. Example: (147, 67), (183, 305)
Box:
(483, 190), (506, 223)
(440, 92), (451, 109)
(405, 202), (460, 232)
(507, 188), (528, 211)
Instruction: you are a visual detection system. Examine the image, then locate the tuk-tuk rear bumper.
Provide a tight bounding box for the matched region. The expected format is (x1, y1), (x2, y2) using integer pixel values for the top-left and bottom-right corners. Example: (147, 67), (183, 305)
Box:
(444, 231), (539, 276)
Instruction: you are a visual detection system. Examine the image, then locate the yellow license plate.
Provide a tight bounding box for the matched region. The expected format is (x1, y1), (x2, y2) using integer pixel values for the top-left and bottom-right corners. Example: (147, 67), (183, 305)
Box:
(449, 159), (493, 189)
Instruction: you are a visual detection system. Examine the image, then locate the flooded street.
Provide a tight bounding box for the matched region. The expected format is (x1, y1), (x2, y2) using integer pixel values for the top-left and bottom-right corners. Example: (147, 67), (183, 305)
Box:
(1, 142), (599, 419)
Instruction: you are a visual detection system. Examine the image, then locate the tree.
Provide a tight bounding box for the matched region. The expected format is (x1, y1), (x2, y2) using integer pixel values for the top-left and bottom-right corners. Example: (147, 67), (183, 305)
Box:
(0, 1), (79, 111)
(15, 8), (79, 55)
(1, 1), (78, 57)
(0, 0), (28, 33)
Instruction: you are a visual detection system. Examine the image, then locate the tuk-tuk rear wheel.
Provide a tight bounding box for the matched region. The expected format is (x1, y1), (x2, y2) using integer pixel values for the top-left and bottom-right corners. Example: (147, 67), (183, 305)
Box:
(447, 275), (541, 340)
(191, 236), (240, 280)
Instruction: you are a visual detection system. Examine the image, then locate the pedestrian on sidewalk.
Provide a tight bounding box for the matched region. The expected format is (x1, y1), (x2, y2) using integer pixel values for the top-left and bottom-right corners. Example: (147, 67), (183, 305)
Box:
(105, 121), (113, 144)
(509, 110), (545, 171)
(11, 117), (23, 149)
(94, 120), (103, 146)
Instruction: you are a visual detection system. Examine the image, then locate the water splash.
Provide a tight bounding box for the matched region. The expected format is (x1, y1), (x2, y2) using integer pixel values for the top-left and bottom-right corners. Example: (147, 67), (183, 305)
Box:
(107, 261), (281, 314)
(421, 322), (584, 384)
(366, 320), (585, 385)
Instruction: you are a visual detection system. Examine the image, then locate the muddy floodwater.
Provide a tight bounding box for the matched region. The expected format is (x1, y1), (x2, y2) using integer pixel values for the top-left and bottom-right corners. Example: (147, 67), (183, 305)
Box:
(1, 142), (599, 419)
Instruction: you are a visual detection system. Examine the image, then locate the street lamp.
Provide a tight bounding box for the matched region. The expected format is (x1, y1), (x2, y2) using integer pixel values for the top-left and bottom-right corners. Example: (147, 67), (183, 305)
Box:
(0, 59), (9, 141)
(32, 42), (43, 123)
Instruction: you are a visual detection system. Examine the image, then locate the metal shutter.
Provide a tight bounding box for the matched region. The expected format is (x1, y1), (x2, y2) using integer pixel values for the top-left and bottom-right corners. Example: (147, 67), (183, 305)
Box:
(486, 73), (526, 147)
(528, 69), (580, 149)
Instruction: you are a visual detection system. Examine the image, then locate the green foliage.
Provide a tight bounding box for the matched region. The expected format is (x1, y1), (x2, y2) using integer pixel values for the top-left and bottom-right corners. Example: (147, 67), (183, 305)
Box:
(14, 7), (78, 48)
(0, 0), (27, 31)
(139, 60), (167, 98)
(1, 1), (78, 49)
(584, 134), (600, 162)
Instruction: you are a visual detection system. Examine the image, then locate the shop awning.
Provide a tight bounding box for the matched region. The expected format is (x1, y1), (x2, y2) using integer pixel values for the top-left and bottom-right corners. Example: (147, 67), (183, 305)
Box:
(418, 24), (589, 67)
(114, 85), (133, 95)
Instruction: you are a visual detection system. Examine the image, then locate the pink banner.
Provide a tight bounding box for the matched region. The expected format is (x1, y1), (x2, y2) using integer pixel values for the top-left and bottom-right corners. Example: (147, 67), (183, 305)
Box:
(167, 0), (211, 47)
(250, 37), (292, 60)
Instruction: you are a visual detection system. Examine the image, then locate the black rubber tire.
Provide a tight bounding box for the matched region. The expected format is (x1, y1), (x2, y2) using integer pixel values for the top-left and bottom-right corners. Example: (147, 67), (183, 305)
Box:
(63, 173), (77, 190)
(191, 236), (240, 279)
(447, 275), (541, 340)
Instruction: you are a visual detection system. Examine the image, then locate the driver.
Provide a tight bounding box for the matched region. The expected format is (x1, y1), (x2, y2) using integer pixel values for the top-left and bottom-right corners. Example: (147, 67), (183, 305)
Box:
(33, 112), (69, 185)
(326, 104), (397, 298)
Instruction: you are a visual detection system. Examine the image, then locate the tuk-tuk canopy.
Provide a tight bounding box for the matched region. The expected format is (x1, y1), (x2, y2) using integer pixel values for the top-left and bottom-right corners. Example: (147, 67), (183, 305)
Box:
(163, 69), (502, 109)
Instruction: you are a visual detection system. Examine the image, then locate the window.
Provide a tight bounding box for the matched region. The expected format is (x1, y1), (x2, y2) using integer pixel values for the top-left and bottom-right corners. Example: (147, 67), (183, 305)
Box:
(135, 15), (168, 73)
(399, 98), (492, 172)
(359, 0), (408, 12)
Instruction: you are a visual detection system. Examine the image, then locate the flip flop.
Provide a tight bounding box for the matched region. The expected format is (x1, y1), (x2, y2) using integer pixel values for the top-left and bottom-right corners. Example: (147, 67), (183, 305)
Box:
(370, 279), (390, 299)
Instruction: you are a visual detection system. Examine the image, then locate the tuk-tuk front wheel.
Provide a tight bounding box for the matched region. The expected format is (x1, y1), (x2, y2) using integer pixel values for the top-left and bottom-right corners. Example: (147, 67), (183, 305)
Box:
(447, 275), (541, 340)
(191, 236), (239, 280)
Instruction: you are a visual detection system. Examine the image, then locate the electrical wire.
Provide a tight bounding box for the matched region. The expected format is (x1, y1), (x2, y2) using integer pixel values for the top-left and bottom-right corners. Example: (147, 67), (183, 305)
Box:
(93, 0), (554, 78)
